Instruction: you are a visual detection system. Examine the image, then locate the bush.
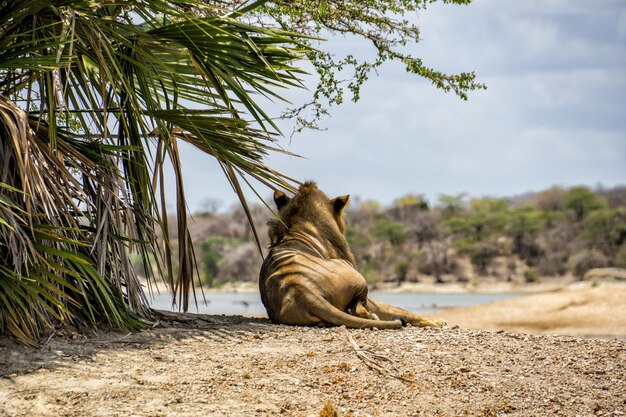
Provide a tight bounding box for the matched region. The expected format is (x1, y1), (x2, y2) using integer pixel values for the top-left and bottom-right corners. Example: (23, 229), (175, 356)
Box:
(199, 236), (242, 286)
(395, 261), (409, 285)
(535, 253), (568, 276)
(614, 244), (626, 269)
(361, 262), (381, 285)
(217, 242), (260, 283)
(582, 208), (626, 256)
(524, 268), (540, 283)
(370, 217), (407, 246)
(345, 225), (371, 249)
(469, 242), (499, 274)
(564, 187), (607, 221)
(569, 249), (609, 278)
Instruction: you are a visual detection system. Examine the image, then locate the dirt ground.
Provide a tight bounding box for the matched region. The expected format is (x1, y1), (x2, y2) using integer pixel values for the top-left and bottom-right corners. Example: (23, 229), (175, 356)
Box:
(1, 286), (625, 417)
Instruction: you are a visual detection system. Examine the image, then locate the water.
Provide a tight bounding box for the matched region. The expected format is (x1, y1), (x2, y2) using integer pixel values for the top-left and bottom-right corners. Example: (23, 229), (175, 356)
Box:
(148, 290), (523, 316)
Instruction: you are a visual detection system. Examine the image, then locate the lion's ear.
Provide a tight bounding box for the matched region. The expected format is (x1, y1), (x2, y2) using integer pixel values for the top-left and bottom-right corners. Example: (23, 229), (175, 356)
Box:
(332, 195), (349, 213)
(274, 190), (291, 210)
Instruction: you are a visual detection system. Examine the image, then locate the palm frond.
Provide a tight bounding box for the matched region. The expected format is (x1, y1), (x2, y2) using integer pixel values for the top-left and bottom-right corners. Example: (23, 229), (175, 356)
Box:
(0, 0), (311, 343)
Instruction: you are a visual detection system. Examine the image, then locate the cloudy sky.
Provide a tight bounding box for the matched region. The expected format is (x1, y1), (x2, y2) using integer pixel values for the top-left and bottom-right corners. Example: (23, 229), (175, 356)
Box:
(169, 0), (626, 212)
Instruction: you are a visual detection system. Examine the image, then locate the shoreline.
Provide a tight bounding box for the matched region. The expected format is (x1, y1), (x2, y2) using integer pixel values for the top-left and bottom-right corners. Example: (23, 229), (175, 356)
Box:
(140, 279), (626, 338)
(141, 274), (626, 295)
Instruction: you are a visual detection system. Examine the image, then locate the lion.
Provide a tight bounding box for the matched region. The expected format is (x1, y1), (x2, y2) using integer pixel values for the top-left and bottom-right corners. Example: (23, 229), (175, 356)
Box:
(258, 182), (446, 329)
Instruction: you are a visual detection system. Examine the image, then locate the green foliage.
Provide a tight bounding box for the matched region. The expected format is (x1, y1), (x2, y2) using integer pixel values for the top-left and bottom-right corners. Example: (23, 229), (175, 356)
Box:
(582, 208), (626, 255)
(438, 193), (467, 217)
(540, 210), (568, 228)
(393, 194), (429, 211)
(443, 216), (474, 237)
(361, 262), (381, 285)
(199, 236), (243, 287)
(348, 188), (626, 282)
(505, 207), (543, 260)
(469, 197), (510, 215)
(524, 268), (540, 283)
(255, 0), (485, 131)
(565, 187), (607, 221)
(442, 197), (509, 243)
(506, 208), (544, 236)
(345, 225), (371, 249)
(371, 217), (407, 246)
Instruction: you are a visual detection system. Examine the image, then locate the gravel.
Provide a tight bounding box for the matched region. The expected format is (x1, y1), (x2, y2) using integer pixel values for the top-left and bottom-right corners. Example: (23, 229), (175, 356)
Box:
(1, 313), (624, 417)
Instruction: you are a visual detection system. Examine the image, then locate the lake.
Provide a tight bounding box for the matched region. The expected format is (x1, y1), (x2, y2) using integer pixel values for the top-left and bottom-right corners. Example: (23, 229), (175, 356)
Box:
(148, 291), (523, 316)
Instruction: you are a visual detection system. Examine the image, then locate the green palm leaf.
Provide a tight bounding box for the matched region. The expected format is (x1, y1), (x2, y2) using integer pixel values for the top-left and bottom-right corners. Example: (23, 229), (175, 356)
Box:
(0, 0), (311, 344)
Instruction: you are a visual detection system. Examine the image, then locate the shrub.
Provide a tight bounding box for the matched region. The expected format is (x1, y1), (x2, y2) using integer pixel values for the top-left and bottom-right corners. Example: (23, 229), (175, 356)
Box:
(345, 225), (371, 249)
(469, 242), (499, 274)
(395, 261), (409, 285)
(582, 208), (626, 256)
(535, 253), (568, 276)
(217, 242), (260, 283)
(614, 244), (626, 269)
(564, 186), (607, 221)
(370, 217), (407, 246)
(361, 262), (381, 285)
(524, 268), (540, 283)
(199, 236), (242, 286)
(569, 249), (609, 278)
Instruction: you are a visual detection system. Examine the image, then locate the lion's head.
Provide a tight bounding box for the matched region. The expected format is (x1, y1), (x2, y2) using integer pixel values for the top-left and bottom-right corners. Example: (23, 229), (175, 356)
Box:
(267, 182), (350, 251)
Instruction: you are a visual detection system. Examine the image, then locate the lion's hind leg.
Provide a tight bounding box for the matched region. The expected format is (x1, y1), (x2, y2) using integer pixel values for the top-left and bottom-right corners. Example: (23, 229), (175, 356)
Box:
(354, 302), (380, 321)
(367, 297), (446, 328)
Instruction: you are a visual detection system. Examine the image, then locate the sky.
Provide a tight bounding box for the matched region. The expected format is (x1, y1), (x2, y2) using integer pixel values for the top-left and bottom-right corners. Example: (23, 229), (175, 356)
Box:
(167, 0), (626, 213)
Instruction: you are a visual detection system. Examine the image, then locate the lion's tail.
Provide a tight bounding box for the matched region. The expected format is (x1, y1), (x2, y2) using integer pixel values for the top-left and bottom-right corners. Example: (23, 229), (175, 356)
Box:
(306, 293), (403, 330)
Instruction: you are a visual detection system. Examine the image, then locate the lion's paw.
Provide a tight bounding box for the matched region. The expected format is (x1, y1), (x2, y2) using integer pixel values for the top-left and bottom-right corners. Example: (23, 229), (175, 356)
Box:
(418, 318), (447, 328)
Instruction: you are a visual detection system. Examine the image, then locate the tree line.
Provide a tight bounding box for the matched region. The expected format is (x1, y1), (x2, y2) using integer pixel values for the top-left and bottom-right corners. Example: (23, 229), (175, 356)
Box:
(173, 185), (626, 288)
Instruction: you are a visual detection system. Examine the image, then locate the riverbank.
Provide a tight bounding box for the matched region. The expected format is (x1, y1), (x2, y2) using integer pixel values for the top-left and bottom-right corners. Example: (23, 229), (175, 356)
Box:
(1, 314), (624, 417)
(143, 268), (626, 295)
(145, 278), (626, 337)
(431, 283), (626, 337)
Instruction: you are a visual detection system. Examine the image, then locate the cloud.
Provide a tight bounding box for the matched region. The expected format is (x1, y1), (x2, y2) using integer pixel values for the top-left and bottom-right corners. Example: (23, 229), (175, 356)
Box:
(413, 0), (626, 78)
(619, 9), (626, 37)
(170, 1), (626, 211)
(263, 59), (626, 205)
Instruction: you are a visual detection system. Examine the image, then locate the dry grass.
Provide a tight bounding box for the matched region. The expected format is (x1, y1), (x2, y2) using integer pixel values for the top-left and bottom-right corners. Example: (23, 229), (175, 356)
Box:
(319, 400), (340, 417)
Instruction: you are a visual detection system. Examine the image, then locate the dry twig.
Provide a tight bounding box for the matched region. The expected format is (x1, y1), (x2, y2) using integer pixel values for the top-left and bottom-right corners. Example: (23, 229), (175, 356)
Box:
(342, 327), (415, 384)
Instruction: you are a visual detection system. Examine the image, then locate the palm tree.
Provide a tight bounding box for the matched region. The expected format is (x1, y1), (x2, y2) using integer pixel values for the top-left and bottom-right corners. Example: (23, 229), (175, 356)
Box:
(0, 0), (309, 345)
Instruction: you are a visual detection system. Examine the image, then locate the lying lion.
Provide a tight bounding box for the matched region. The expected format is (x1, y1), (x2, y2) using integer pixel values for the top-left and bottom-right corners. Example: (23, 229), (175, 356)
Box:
(259, 182), (446, 329)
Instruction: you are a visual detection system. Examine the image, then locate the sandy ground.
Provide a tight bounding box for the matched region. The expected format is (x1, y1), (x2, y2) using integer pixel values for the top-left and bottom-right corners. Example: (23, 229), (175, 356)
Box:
(1, 284), (625, 417)
(435, 284), (626, 337)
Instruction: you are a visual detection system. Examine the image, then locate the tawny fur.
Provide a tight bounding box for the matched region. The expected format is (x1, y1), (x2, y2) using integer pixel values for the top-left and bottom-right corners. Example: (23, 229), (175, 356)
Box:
(259, 182), (446, 329)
